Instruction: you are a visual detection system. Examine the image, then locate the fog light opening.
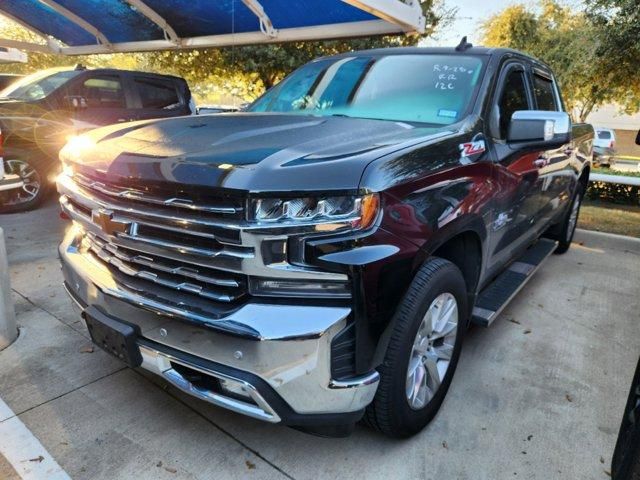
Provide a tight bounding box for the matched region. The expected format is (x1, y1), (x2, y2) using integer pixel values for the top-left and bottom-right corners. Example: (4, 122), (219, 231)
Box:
(219, 378), (255, 403)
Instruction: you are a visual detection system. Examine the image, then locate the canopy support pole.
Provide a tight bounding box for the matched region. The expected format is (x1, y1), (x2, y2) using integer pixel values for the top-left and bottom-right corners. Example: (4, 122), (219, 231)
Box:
(37, 0), (112, 49)
(0, 9), (62, 52)
(341, 0), (426, 33)
(123, 0), (181, 45)
(0, 38), (51, 54)
(241, 0), (278, 38)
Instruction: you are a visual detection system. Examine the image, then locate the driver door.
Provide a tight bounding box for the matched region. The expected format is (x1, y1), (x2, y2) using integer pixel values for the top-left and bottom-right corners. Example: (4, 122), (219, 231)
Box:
(67, 73), (133, 131)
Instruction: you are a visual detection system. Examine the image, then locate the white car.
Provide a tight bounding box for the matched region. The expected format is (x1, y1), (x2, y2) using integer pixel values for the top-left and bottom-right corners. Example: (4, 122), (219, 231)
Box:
(593, 127), (616, 167)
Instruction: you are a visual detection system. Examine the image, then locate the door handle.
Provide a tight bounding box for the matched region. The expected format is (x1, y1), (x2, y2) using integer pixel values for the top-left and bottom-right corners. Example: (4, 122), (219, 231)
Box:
(534, 158), (549, 168)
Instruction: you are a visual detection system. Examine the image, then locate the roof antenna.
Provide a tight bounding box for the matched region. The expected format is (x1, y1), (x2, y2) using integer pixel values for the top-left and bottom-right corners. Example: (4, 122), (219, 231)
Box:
(455, 36), (473, 52)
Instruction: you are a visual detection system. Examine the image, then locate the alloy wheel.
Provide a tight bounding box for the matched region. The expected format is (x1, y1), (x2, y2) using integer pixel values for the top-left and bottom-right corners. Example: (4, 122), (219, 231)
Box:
(405, 292), (458, 410)
(3, 159), (41, 206)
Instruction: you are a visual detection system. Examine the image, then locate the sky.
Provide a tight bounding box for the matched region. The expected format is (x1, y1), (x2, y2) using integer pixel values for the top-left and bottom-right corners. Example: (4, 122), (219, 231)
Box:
(424, 0), (520, 47)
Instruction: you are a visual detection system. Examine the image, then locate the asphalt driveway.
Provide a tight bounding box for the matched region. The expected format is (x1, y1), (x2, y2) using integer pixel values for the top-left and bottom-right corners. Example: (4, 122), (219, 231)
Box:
(1, 196), (639, 480)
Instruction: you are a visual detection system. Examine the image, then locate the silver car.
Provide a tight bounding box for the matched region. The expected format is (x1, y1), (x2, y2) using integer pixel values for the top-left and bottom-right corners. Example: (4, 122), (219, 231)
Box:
(593, 127), (616, 167)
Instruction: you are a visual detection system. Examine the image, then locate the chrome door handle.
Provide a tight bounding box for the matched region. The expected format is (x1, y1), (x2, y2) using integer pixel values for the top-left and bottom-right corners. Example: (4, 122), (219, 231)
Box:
(534, 158), (549, 168)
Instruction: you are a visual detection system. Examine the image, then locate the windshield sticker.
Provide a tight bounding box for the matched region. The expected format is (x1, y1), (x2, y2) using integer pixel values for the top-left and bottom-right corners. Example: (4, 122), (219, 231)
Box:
(438, 109), (458, 118)
(433, 64), (477, 90)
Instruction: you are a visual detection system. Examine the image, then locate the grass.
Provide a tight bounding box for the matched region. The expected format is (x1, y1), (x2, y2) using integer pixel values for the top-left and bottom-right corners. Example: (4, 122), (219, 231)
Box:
(578, 200), (640, 238)
(592, 167), (640, 178)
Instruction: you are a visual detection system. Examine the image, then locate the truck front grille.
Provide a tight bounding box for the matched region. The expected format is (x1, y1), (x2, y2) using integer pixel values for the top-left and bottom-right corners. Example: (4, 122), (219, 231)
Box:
(84, 232), (247, 303)
(74, 172), (245, 219)
(58, 171), (349, 322)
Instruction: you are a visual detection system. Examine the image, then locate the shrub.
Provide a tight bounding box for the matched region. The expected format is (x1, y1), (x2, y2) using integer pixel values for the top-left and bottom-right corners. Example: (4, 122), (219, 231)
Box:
(586, 181), (640, 206)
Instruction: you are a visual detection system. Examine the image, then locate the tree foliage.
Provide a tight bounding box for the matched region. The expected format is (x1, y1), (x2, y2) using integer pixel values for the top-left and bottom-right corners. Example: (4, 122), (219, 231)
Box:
(587, 0), (640, 114)
(480, 0), (640, 122)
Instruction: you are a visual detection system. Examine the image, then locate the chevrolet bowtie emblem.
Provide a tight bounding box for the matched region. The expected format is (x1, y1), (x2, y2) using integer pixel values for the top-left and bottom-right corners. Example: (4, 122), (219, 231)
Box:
(91, 209), (131, 236)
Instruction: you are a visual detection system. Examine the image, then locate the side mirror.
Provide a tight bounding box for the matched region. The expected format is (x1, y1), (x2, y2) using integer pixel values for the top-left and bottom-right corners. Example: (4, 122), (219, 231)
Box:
(508, 110), (571, 147)
(66, 95), (87, 109)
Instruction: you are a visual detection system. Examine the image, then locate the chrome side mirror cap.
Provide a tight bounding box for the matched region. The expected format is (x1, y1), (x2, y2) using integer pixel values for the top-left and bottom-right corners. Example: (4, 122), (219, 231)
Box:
(508, 110), (571, 146)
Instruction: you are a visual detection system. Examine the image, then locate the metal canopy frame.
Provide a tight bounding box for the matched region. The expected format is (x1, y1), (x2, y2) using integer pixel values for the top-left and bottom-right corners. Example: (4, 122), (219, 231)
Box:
(0, 0), (425, 56)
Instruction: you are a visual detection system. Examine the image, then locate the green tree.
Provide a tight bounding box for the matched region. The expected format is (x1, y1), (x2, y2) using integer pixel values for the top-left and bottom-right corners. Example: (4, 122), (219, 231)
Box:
(480, 0), (639, 122)
(587, 0), (640, 114)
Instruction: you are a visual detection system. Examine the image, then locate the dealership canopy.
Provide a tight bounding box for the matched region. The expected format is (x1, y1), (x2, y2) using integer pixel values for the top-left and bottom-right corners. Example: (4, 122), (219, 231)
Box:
(0, 0), (426, 56)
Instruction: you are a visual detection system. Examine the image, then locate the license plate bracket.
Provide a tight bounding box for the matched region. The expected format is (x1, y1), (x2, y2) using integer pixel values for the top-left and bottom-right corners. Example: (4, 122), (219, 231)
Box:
(83, 306), (143, 367)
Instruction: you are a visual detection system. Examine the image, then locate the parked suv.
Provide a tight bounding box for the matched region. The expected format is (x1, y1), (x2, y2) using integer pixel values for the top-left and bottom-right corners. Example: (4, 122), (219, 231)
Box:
(593, 127), (616, 167)
(0, 66), (193, 213)
(58, 46), (593, 437)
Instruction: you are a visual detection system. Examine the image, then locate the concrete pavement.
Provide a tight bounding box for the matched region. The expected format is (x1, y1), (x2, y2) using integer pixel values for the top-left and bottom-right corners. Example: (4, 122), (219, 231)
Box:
(0, 196), (639, 480)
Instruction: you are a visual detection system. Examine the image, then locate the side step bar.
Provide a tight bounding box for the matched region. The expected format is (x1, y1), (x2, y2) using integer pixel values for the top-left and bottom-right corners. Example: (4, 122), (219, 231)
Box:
(471, 238), (558, 327)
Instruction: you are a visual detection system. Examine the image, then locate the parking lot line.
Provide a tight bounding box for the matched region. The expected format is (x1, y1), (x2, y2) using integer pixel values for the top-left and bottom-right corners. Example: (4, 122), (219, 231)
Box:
(0, 397), (71, 480)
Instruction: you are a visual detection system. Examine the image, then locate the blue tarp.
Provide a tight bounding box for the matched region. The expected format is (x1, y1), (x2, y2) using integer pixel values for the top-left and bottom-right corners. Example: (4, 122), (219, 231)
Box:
(0, 0), (379, 46)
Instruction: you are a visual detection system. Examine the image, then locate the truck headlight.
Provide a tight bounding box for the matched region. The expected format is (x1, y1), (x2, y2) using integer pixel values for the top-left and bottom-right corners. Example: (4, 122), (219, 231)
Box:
(249, 193), (379, 229)
(60, 135), (94, 163)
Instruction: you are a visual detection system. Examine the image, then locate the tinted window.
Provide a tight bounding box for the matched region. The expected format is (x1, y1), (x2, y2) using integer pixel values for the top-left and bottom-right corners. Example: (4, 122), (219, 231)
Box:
(0, 70), (81, 101)
(250, 55), (486, 125)
(498, 69), (530, 138)
(135, 78), (180, 109)
(597, 130), (612, 139)
(81, 75), (125, 108)
(533, 74), (557, 111)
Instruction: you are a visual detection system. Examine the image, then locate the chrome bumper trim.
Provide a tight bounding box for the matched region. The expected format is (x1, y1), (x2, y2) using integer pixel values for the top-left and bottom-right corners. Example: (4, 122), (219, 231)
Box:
(139, 345), (281, 423)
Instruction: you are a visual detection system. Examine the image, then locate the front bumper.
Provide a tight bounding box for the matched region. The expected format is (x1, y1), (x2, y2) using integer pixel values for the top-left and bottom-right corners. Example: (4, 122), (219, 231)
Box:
(59, 225), (379, 426)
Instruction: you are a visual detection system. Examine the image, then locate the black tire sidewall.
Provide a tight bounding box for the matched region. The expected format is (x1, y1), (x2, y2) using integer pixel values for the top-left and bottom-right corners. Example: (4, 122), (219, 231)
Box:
(382, 259), (468, 436)
(555, 185), (584, 254)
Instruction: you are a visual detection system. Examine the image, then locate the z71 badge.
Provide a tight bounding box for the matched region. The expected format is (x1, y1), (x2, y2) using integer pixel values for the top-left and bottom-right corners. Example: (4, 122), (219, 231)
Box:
(459, 139), (486, 157)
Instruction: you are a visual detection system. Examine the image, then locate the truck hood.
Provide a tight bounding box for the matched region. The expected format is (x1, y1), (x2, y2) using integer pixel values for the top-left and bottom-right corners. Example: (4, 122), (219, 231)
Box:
(70, 113), (452, 192)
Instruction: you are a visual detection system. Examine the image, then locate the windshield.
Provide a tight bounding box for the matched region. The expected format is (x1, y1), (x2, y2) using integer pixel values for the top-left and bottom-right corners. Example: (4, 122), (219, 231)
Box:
(249, 54), (486, 125)
(0, 70), (81, 101)
(597, 130), (612, 139)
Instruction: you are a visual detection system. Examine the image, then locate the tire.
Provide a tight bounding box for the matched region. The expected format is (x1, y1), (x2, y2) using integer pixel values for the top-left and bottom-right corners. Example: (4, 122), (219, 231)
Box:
(0, 157), (49, 214)
(363, 257), (468, 438)
(611, 358), (640, 479)
(553, 184), (584, 255)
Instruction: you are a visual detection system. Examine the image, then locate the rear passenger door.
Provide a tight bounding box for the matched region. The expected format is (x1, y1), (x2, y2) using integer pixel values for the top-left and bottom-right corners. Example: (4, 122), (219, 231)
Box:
(68, 73), (132, 129)
(529, 68), (574, 227)
(128, 75), (190, 121)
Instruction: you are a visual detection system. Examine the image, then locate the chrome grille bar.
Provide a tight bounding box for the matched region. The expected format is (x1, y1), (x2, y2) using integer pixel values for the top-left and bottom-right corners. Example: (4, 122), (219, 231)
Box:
(84, 233), (244, 303)
(92, 235), (241, 288)
(74, 172), (242, 215)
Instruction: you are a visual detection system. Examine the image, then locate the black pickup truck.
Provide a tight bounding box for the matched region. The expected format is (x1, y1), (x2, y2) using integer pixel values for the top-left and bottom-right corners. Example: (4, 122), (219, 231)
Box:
(57, 45), (593, 438)
(0, 66), (193, 213)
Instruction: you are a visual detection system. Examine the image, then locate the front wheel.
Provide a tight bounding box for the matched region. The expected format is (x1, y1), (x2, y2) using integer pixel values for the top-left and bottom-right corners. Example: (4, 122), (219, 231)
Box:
(0, 158), (48, 213)
(363, 258), (468, 438)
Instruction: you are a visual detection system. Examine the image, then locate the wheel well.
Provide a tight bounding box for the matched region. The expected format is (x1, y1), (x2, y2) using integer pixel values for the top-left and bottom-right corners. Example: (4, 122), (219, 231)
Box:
(431, 231), (482, 296)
